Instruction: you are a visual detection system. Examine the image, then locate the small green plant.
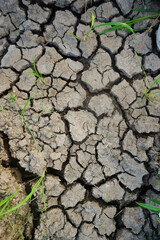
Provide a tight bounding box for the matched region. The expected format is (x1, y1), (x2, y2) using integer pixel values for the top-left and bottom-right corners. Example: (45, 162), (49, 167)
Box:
(0, 170), (46, 238)
(28, 57), (46, 85)
(70, 12), (136, 41)
(0, 170), (46, 220)
(145, 77), (160, 102)
(0, 104), (7, 113)
(135, 51), (160, 102)
(70, 10), (160, 41)
(136, 174), (160, 235)
(70, 12), (95, 41)
(8, 58), (52, 151)
(9, 92), (40, 151)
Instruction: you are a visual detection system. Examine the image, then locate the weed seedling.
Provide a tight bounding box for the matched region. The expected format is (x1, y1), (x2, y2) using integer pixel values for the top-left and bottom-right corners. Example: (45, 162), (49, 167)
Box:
(135, 51), (160, 102)
(70, 12), (95, 41)
(8, 58), (52, 151)
(0, 169), (46, 220)
(0, 104), (7, 113)
(136, 174), (160, 235)
(28, 57), (46, 85)
(71, 10), (160, 41)
(9, 93), (40, 151)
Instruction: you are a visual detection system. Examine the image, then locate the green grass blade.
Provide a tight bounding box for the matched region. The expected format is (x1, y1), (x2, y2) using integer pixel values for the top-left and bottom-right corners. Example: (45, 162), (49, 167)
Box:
(0, 191), (19, 219)
(147, 96), (160, 102)
(7, 215), (15, 230)
(135, 51), (147, 78)
(150, 199), (160, 205)
(21, 94), (33, 116)
(126, 27), (148, 32)
(133, 8), (160, 13)
(146, 77), (160, 93)
(0, 191), (19, 208)
(0, 200), (11, 218)
(91, 12), (95, 28)
(93, 22), (135, 35)
(9, 94), (40, 151)
(4, 171), (45, 216)
(136, 202), (160, 212)
(27, 72), (39, 78)
(69, 33), (83, 41)
(33, 57), (39, 75)
(0, 195), (14, 207)
(20, 115), (40, 152)
(41, 178), (46, 211)
(125, 14), (160, 25)
(147, 91), (160, 95)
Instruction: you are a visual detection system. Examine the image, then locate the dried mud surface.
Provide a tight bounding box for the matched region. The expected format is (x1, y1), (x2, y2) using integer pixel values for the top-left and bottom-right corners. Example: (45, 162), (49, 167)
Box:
(0, 0), (160, 239)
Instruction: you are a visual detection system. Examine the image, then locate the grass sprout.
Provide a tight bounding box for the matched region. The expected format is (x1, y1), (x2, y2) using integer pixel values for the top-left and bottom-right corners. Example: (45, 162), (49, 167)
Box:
(70, 12), (95, 41)
(133, 8), (160, 13)
(0, 169), (46, 220)
(93, 21), (136, 35)
(9, 93), (40, 151)
(135, 51), (160, 102)
(8, 58), (51, 151)
(70, 11), (160, 41)
(136, 174), (160, 236)
(28, 57), (46, 85)
(0, 170), (46, 239)
(0, 104), (7, 113)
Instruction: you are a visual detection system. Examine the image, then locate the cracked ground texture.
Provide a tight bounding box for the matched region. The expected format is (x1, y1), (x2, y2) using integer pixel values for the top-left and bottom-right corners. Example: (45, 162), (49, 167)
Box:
(0, 0), (160, 239)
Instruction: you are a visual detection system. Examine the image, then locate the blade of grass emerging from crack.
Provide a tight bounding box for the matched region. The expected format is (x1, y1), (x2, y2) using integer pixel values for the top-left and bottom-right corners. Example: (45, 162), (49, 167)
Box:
(28, 57), (46, 85)
(93, 21), (136, 35)
(70, 12), (95, 41)
(136, 202), (160, 213)
(21, 93), (33, 116)
(22, 58), (47, 117)
(9, 93), (40, 152)
(150, 199), (160, 205)
(21, 115), (40, 151)
(133, 8), (160, 13)
(85, 12), (95, 39)
(135, 51), (160, 102)
(145, 76), (160, 102)
(41, 176), (46, 211)
(0, 170), (45, 218)
(0, 190), (19, 219)
(93, 14), (160, 35)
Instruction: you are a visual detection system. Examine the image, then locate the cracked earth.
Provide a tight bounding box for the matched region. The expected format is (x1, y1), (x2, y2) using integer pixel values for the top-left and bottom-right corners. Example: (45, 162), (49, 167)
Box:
(0, 0), (160, 239)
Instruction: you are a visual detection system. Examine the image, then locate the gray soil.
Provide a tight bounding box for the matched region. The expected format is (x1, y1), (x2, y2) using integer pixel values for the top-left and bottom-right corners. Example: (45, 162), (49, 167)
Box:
(0, 0), (160, 239)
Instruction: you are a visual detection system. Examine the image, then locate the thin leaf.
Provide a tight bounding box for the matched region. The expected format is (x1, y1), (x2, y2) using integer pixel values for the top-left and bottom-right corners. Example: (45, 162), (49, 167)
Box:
(33, 57), (38, 75)
(133, 8), (160, 13)
(21, 94), (33, 116)
(20, 115), (40, 152)
(69, 33), (83, 41)
(125, 14), (160, 25)
(41, 178), (46, 211)
(135, 50), (147, 78)
(91, 12), (95, 28)
(3, 171), (45, 216)
(7, 215), (15, 231)
(150, 199), (160, 205)
(136, 202), (160, 212)
(27, 72), (39, 77)
(147, 77), (160, 93)
(93, 22), (136, 36)
(0, 191), (19, 219)
(147, 91), (160, 95)
(146, 96), (160, 102)
(0, 195), (14, 208)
